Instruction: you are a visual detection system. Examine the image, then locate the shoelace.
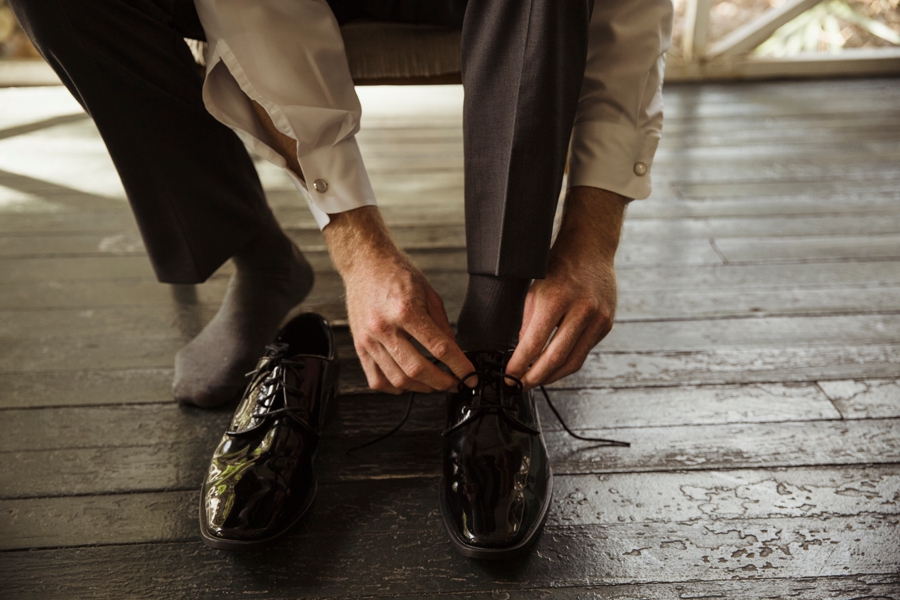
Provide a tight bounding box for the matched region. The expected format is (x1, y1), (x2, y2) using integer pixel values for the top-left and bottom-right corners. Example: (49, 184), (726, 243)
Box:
(347, 366), (629, 453)
(227, 343), (317, 438)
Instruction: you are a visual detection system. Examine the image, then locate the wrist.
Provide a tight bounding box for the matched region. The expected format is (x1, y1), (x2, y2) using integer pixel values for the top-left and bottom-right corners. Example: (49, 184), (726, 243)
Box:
(322, 206), (410, 284)
(556, 187), (628, 261)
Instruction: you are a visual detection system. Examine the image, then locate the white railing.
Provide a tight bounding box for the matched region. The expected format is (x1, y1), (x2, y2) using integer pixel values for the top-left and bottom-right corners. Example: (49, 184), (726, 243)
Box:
(668, 0), (900, 81)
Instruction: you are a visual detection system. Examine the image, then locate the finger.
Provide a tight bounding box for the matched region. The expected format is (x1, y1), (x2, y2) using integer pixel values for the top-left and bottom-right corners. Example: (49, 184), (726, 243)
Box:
(425, 286), (456, 341)
(390, 333), (459, 391)
(520, 309), (591, 389)
(517, 284), (537, 341)
(543, 321), (608, 386)
(404, 314), (473, 388)
(506, 294), (566, 378)
(368, 341), (435, 394)
(359, 349), (403, 395)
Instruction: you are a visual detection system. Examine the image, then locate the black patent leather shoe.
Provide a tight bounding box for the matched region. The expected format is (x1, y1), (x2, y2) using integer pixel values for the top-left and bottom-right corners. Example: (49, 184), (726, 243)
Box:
(199, 312), (338, 550)
(440, 350), (552, 559)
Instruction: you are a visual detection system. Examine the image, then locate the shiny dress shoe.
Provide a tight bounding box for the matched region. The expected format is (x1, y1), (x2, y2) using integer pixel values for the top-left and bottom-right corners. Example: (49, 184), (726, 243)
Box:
(441, 350), (552, 559)
(199, 312), (338, 550)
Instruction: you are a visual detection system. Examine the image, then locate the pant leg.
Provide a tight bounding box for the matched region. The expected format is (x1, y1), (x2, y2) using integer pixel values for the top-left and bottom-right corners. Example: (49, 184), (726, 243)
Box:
(460, 0), (592, 279)
(10, 0), (271, 284)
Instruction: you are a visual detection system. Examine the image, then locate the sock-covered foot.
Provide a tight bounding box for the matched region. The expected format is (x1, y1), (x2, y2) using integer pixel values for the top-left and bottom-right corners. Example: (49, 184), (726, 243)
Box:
(173, 231), (314, 408)
(456, 274), (531, 352)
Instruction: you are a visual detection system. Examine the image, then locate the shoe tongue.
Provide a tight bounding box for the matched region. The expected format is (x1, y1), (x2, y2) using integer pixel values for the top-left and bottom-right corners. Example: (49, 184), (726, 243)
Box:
(459, 350), (520, 402)
(228, 357), (292, 435)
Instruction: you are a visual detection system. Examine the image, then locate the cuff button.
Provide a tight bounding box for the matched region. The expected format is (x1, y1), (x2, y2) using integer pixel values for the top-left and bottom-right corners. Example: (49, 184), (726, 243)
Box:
(633, 162), (648, 176)
(312, 179), (329, 193)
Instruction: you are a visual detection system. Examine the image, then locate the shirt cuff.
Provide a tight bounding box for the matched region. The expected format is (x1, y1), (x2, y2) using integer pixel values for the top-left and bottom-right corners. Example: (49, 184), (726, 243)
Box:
(293, 136), (378, 229)
(567, 121), (660, 200)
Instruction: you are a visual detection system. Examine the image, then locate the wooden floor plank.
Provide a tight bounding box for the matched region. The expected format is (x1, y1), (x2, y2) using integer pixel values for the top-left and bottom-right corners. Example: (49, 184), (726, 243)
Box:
(663, 90), (900, 119)
(7, 228), (900, 270)
(3, 343), (897, 409)
(0, 403), (230, 454)
(543, 383), (841, 428)
(0, 230), (728, 267)
(716, 234), (900, 263)
(660, 117), (900, 140)
(6, 216), (900, 261)
(673, 177), (900, 199)
(558, 345), (900, 391)
(4, 256), (900, 294)
(3, 465), (897, 550)
(3, 418), (897, 498)
(0, 201), (462, 234)
(0, 368), (173, 409)
(651, 158), (900, 184)
(0, 166), (122, 211)
(0, 381), (844, 454)
(818, 378), (900, 420)
(592, 315), (900, 352)
(544, 419), (900, 476)
(621, 213), (900, 240)
(0, 573), (897, 600)
(7, 189), (900, 237)
(616, 285), (900, 320)
(629, 193), (900, 219)
(0, 248), (461, 279)
(4, 309), (900, 404)
(343, 578), (900, 600)
(3, 275), (898, 324)
(0, 516), (896, 598)
(1, 77), (898, 594)
(2, 315), (898, 387)
(3, 314), (899, 375)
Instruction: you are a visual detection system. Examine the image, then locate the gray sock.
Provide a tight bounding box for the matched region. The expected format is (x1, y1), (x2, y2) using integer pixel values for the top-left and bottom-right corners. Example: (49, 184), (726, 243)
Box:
(456, 274), (531, 352)
(173, 227), (314, 407)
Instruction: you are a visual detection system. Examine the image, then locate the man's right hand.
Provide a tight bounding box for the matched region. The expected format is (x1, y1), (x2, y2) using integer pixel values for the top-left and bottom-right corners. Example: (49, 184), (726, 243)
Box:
(323, 207), (475, 394)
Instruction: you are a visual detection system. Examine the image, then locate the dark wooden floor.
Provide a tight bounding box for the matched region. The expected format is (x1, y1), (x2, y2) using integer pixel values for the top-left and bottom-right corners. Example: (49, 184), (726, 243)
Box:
(1, 78), (899, 599)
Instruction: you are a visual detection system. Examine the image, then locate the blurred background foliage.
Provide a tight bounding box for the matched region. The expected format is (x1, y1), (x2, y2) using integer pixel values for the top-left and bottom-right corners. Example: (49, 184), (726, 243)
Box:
(0, 0), (40, 59)
(669, 0), (898, 59)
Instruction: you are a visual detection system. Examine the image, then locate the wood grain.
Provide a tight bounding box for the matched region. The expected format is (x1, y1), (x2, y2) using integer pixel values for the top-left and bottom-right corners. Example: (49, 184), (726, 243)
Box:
(1, 77), (898, 596)
(818, 378), (900, 420)
(0, 516), (896, 598)
(3, 465), (897, 549)
(3, 418), (897, 498)
(0, 380), (846, 453)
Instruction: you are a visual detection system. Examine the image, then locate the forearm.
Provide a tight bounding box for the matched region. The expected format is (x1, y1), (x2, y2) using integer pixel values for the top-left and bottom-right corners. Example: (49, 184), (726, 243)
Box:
(321, 205), (472, 392)
(553, 187), (629, 264)
(506, 186), (627, 386)
(322, 206), (405, 279)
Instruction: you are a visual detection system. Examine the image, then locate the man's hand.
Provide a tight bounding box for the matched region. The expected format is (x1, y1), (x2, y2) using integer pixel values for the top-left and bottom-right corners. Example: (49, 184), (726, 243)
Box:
(506, 187), (629, 390)
(323, 206), (475, 394)
(247, 105), (473, 393)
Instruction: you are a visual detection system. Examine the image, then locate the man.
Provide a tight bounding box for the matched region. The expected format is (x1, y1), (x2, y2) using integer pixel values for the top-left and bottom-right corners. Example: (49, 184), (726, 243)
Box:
(11, 0), (672, 557)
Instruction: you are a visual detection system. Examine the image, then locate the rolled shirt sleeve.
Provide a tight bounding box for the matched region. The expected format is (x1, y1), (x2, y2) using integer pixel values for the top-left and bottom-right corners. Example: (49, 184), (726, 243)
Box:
(194, 0), (376, 228)
(568, 0), (674, 200)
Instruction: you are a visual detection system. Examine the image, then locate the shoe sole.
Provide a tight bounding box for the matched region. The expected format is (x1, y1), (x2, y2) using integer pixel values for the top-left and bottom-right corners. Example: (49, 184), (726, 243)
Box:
(198, 481), (317, 551)
(439, 470), (554, 560)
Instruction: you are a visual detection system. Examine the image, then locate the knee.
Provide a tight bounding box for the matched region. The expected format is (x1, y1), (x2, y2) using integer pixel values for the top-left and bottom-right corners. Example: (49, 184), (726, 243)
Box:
(7, 0), (70, 55)
(8, 0), (119, 58)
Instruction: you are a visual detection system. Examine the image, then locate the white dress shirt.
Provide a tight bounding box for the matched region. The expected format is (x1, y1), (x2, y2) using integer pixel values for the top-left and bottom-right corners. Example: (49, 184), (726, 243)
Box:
(193, 0), (673, 229)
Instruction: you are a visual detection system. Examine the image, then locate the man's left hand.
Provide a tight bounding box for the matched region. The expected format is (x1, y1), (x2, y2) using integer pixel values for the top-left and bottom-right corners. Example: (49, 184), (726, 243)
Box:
(505, 187), (628, 390)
